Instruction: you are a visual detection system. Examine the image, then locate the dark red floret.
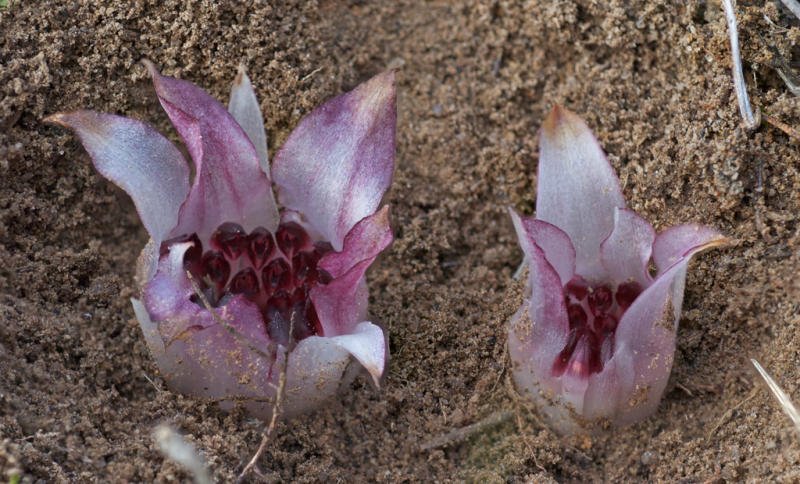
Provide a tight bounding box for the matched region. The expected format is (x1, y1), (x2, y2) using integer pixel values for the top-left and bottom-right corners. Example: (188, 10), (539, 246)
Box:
(211, 222), (247, 259)
(615, 281), (643, 311)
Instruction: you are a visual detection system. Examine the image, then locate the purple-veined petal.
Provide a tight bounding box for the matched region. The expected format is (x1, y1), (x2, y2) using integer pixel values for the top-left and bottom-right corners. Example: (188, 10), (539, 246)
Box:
(275, 325), (385, 418)
(319, 206), (393, 279)
(652, 224), (728, 274)
(271, 71), (396, 251)
(227, 65), (280, 229)
(507, 237), (570, 400)
(582, 342), (636, 422)
(228, 64), (270, 173)
(327, 321), (386, 387)
(600, 207), (656, 286)
(141, 242), (201, 340)
(44, 110), (190, 245)
(136, 290), (277, 404)
(311, 259), (370, 337)
(143, 61), (277, 239)
(536, 106), (626, 279)
(509, 208), (575, 286)
(609, 230), (726, 424)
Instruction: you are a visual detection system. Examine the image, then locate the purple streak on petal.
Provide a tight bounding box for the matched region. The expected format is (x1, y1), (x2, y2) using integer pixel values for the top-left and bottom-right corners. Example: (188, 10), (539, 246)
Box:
(509, 208), (576, 286)
(144, 61), (277, 239)
(271, 71), (396, 250)
(319, 206), (393, 279)
(45, 110), (189, 245)
(536, 106), (626, 279)
(141, 241), (271, 347)
(138, 244), (280, 413)
(652, 224), (728, 274)
(507, 238), (570, 398)
(600, 207), (656, 286)
(310, 260), (370, 337)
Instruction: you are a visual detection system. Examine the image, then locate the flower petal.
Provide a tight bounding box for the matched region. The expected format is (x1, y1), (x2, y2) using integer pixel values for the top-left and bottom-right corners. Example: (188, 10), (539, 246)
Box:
(228, 64), (270, 173)
(610, 232), (724, 425)
(600, 207), (656, 286)
(44, 110), (190, 245)
(536, 106), (626, 279)
(509, 208), (575, 286)
(271, 71), (396, 250)
(327, 321), (386, 387)
(508, 238), (570, 400)
(652, 224), (728, 274)
(141, 242), (200, 338)
(135, 292), (276, 403)
(310, 259), (370, 336)
(144, 61), (277, 239)
(319, 206), (393, 279)
(582, 342), (636, 421)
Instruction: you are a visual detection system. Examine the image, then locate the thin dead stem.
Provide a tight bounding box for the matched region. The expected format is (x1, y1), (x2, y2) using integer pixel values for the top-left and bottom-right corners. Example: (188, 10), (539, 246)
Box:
(763, 113), (800, 141)
(419, 410), (513, 451)
(236, 318), (293, 482)
(721, 0), (761, 130)
(779, 0), (800, 20)
(707, 387), (759, 438)
(751, 358), (800, 435)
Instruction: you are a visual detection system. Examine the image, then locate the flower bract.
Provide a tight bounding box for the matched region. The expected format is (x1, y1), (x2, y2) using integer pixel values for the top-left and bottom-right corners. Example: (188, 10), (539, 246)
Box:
(46, 62), (396, 419)
(508, 106), (727, 434)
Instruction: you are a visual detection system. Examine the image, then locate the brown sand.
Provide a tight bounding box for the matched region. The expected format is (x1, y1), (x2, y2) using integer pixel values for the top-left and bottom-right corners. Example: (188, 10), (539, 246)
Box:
(2, 0), (800, 481)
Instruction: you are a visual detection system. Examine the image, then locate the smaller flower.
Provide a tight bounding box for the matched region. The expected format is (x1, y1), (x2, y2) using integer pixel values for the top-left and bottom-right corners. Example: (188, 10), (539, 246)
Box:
(46, 62), (396, 419)
(508, 106), (727, 434)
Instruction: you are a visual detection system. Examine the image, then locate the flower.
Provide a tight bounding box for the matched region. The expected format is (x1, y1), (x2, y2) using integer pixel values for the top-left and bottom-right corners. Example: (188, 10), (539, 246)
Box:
(45, 61), (396, 419)
(508, 106), (727, 434)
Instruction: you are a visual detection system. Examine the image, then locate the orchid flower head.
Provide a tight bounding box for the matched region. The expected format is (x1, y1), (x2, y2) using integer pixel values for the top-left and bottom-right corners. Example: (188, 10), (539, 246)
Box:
(46, 61), (396, 419)
(508, 106), (727, 434)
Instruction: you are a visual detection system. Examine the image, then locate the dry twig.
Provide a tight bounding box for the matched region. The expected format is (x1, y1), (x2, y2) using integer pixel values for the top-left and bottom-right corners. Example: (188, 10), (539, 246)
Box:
(779, 0), (800, 20)
(762, 113), (800, 142)
(707, 387), (759, 438)
(153, 425), (212, 484)
(419, 410), (513, 451)
(751, 358), (800, 435)
(721, 0), (761, 130)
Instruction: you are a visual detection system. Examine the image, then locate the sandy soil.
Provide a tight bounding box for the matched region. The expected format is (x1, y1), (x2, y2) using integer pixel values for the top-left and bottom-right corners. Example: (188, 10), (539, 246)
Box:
(2, 0), (800, 481)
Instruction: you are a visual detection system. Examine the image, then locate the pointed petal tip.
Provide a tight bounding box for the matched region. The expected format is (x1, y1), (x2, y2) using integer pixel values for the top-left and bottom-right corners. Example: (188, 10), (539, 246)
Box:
(359, 70), (396, 107)
(541, 104), (582, 138)
(43, 112), (69, 127)
(233, 63), (250, 88)
(44, 111), (96, 130)
(374, 204), (391, 226)
(141, 58), (158, 75)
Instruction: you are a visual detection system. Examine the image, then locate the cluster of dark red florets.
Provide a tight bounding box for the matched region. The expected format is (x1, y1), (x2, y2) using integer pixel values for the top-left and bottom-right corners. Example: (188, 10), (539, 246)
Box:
(161, 221), (332, 345)
(552, 276), (643, 377)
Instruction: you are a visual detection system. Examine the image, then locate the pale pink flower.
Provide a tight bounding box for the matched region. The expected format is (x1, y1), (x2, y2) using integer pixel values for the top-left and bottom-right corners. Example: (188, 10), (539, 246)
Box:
(46, 62), (395, 419)
(508, 106), (727, 434)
